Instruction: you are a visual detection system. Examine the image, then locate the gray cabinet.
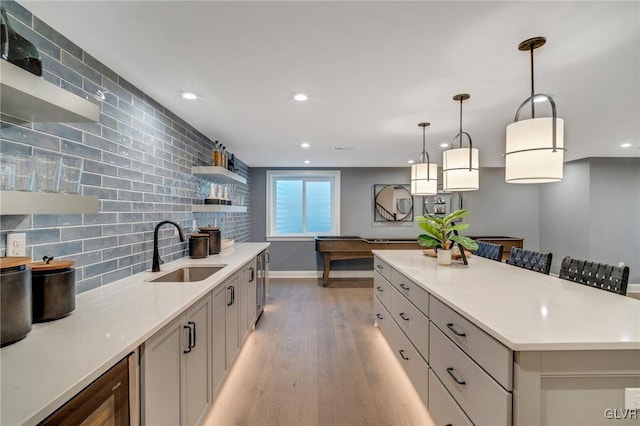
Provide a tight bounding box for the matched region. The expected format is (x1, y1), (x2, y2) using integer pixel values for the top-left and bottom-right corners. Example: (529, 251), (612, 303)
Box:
(245, 260), (257, 329)
(211, 285), (227, 395)
(225, 275), (240, 367)
(141, 294), (211, 426)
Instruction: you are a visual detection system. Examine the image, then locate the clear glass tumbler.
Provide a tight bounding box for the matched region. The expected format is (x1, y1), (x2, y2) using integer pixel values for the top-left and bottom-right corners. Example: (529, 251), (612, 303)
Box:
(0, 154), (16, 191)
(59, 157), (83, 194)
(34, 155), (62, 193)
(12, 154), (35, 191)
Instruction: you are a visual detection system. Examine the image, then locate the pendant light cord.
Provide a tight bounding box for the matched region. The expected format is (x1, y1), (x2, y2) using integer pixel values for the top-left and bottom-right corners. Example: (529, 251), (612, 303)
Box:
(421, 124), (431, 180)
(530, 42), (535, 118)
(458, 98), (463, 148)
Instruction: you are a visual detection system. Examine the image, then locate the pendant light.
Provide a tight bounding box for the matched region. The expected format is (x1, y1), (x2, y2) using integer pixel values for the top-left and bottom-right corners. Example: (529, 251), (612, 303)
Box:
(505, 37), (564, 183)
(443, 94), (479, 191)
(410, 122), (438, 196)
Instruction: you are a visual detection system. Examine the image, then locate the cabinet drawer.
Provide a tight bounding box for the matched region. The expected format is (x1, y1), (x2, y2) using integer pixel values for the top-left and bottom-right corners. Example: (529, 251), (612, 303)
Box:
(374, 256), (391, 282)
(373, 294), (391, 337)
(383, 313), (429, 406)
(428, 369), (473, 426)
(373, 271), (392, 310)
(430, 324), (512, 426)
(430, 296), (512, 390)
(390, 268), (429, 317)
(390, 285), (429, 362)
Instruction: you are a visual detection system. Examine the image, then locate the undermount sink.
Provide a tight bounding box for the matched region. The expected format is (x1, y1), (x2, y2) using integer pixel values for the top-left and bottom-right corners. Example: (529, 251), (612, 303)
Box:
(150, 265), (226, 283)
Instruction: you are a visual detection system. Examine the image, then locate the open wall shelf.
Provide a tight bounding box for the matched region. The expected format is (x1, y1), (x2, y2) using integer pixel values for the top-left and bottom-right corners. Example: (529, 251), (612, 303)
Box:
(191, 166), (246, 185)
(0, 191), (99, 215)
(192, 205), (247, 213)
(0, 61), (100, 123)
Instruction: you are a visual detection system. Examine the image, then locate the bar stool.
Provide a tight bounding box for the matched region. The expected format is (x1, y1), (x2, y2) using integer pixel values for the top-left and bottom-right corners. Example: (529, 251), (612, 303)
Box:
(474, 241), (503, 262)
(559, 256), (630, 295)
(506, 247), (552, 275)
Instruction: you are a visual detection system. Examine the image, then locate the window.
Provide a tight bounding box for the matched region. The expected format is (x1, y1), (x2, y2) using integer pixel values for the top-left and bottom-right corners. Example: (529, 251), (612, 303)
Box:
(266, 170), (340, 240)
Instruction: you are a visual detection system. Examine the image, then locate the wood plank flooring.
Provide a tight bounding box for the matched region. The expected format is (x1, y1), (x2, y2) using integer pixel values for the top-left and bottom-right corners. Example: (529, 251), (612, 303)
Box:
(203, 278), (434, 426)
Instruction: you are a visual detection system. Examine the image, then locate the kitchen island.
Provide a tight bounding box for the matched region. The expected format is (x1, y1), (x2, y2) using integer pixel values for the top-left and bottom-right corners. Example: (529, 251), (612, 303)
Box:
(373, 250), (640, 426)
(0, 242), (269, 426)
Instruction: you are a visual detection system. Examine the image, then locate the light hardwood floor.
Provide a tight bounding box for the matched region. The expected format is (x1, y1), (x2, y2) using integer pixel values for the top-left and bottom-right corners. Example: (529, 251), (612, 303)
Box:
(203, 278), (434, 426)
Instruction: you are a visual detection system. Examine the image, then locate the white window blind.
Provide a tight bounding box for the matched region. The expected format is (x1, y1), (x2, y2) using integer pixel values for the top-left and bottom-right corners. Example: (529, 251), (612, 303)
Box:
(266, 170), (340, 239)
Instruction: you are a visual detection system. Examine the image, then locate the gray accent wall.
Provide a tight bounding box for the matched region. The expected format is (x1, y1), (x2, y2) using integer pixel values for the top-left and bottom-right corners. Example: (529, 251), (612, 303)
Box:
(540, 158), (639, 282)
(0, 1), (250, 293)
(250, 167), (541, 272)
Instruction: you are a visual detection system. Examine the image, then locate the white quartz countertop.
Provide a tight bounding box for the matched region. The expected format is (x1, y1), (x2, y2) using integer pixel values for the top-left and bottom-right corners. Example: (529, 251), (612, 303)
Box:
(0, 242), (269, 426)
(373, 250), (640, 352)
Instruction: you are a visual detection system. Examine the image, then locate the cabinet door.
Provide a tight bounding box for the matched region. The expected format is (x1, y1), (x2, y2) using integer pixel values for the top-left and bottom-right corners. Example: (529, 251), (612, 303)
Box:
(238, 266), (249, 343)
(141, 313), (186, 426)
(225, 275), (240, 368)
(212, 285), (227, 395)
(246, 262), (257, 328)
(184, 294), (212, 426)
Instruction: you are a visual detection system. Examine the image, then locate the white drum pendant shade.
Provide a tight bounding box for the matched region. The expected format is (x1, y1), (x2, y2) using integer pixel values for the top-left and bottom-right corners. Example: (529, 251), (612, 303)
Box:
(442, 147), (479, 191)
(410, 162), (438, 196)
(505, 117), (564, 183)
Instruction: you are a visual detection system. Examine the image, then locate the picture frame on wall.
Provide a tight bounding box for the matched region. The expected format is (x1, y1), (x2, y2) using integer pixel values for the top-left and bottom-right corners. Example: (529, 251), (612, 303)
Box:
(422, 192), (451, 218)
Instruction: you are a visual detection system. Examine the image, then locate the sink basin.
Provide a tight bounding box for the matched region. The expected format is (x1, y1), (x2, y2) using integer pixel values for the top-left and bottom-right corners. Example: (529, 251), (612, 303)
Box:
(150, 265), (226, 283)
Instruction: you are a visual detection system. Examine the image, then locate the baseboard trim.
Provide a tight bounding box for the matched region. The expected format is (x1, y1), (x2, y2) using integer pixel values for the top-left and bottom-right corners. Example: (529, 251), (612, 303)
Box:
(270, 270), (374, 279)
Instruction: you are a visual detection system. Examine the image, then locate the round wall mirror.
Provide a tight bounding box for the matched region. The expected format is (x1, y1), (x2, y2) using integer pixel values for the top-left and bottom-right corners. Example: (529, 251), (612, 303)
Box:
(374, 185), (413, 222)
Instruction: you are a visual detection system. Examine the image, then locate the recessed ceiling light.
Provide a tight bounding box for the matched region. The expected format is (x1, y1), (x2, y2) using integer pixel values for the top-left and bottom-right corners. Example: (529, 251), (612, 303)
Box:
(620, 143), (632, 148)
(304, 160), (311, 164)
(294, 93), (308, 101)
(300, 142), (310, 149)
(181, 92), (198, 100)
(407, 160), (415, 164)
(440, 143), (449, 148)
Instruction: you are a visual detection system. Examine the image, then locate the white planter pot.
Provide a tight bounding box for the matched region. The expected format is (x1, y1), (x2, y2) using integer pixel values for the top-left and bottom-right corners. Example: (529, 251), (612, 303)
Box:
(437, 249), (452, 265)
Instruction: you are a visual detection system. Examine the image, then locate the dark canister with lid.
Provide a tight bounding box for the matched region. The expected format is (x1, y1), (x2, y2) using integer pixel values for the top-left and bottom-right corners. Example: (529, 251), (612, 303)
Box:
(199, 226), (221, 255)
(0, 256), (32, 347)
(189, 233), (209, 259)
(30, 256), (76, 322)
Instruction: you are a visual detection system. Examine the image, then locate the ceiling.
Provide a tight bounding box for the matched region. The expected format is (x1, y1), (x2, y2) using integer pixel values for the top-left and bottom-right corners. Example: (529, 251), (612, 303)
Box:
(22, 1), (640, 168)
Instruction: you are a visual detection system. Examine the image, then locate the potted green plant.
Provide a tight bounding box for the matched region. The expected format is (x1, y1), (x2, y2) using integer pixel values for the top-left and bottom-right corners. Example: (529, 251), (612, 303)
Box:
(416, 209), (479, 265)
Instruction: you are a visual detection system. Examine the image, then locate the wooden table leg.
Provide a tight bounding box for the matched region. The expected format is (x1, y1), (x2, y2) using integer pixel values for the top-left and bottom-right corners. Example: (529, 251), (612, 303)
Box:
(323, 254), (331, 286)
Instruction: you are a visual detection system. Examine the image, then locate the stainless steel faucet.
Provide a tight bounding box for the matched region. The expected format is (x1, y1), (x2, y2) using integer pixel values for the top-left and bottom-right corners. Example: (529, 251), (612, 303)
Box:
(152, 220), (186, 272)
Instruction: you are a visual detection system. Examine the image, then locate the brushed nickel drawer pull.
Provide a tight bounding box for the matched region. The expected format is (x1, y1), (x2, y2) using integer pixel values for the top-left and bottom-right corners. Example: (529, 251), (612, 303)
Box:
(446, 323), (466, 337)
(399, 283), (410, 291)
(376, 264), (384, 269)
(446, 367), (466, 385)
(376, 313), (383, 320)
(399, 349), (409, 361)
(376, 286), (384, 292)
(399, 312), (409, 321)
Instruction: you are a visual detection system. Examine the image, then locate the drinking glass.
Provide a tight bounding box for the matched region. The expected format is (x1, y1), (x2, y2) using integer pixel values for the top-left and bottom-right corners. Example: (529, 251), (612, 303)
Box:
(0, 154), (16, 191)
(12, 155), (34, 191)
(33, 155), (62, 193)
(59, 157), (83, 194)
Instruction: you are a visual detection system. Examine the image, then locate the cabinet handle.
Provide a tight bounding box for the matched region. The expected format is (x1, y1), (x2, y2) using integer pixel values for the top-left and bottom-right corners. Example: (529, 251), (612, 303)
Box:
(376, 313), (383, 320)
(446, 367), (466, 385)
(188, 321), (196, 349)
(399, 349), (409, 361)
(227, 286), (233, 306)
(376, 264), (384, 270)
(446, 323), (467, 337)
(376, 286), (383, 292)
(249, 267), (255, 282)
(265, 252), (270, 263)
(399, 283), (410, 291)
(183, 325), (192, 353)
(399, 312), (409, 321)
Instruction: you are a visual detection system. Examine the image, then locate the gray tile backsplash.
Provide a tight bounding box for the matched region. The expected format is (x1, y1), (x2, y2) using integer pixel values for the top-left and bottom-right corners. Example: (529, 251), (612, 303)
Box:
(0, 1), (251, 292)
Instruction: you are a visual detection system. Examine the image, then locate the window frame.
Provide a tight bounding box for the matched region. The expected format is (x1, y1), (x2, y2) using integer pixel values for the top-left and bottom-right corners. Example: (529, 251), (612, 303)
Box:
(266, 170), (341, 241)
